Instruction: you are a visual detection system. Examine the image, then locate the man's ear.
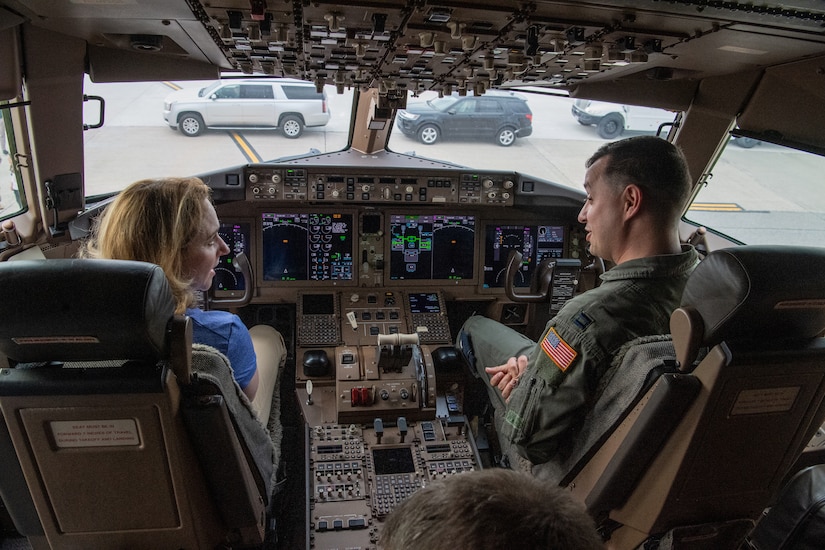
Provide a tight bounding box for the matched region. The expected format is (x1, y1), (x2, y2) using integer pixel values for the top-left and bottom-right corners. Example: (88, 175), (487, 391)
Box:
(622, 184), (642, 220)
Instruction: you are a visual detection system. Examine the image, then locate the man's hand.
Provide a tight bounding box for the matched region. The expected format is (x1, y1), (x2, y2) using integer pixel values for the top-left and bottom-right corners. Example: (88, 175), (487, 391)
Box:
(486, 355), (529, 402)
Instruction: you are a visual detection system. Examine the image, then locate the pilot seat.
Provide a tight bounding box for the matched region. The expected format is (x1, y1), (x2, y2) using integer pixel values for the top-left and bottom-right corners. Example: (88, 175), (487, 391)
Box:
(529, 245), (825, 549)
(0, 259), (276, 549)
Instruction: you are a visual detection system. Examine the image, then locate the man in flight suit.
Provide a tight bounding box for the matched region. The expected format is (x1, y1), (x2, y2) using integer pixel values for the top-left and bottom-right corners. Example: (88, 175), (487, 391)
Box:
(457, 135), (700, 465)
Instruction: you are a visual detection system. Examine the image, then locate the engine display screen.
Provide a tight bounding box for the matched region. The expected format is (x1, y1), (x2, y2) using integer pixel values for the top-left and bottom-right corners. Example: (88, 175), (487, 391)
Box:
(389, 214), (475, 281)
(262, 212), (354, 282)
(483, 224), (565, 288)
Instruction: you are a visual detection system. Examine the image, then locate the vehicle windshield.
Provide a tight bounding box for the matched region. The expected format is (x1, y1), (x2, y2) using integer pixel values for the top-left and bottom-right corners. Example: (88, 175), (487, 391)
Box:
(427, 97), (459, 111)
(60, 77), (825, 249)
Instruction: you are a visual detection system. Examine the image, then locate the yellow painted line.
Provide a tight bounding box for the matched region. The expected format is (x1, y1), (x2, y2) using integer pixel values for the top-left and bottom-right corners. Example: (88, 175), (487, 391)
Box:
(230, 132), (262, 163)
(688, 203), (743, 212)
(162, 81), (182, 91)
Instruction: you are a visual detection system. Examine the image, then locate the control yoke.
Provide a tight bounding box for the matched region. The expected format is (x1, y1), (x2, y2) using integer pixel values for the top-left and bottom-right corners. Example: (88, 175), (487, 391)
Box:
(209, 252), (253, 307)
(504, 250), (556, 302)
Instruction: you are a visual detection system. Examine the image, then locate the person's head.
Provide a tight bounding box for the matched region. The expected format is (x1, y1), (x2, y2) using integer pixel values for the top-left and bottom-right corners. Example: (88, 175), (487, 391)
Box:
(578, 135), (692, 264)
(81, 177), (229, 313)
(378, 469), (603, 550)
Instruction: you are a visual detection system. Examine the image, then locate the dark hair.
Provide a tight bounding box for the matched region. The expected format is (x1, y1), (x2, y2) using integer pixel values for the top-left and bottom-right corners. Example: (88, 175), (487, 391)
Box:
(586, 135), (692, 223)
(379, 469), (603, 550)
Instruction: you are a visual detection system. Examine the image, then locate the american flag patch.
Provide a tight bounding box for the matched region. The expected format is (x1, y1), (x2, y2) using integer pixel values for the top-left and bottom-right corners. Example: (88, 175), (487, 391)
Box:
(541, 327), (577, 372)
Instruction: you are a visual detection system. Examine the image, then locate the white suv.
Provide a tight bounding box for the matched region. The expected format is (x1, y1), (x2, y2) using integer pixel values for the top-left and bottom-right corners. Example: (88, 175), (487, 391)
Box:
(571, 99), (759, 147)
(572, 99), (677, 139)
(163, 78), (330, 138)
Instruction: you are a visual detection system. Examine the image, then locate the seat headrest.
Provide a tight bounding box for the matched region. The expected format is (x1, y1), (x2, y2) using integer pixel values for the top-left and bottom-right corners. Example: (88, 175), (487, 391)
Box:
(680, 246), (825, 346)
(0, 259), (175, 363)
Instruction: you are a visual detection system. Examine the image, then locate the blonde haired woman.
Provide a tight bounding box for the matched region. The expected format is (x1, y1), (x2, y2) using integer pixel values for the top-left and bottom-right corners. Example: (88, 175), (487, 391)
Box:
(81, 177), (284, 421)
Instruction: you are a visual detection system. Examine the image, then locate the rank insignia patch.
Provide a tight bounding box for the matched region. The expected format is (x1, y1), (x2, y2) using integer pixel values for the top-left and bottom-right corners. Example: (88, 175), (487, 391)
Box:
(573, 311), (593, 330)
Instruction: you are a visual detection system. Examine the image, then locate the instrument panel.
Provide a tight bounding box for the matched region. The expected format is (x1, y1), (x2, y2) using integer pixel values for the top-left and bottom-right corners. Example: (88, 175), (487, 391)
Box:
(214, 212), (586, 298)
(243, 165), (516, 206)
(209, 163), (589, 549)
(212, 164), (589, 303)
(215, 213), (586, 296)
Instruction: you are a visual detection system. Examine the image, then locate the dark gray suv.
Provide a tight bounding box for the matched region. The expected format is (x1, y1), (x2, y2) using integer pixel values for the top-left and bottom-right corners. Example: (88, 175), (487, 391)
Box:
(395, 92), (533, 147)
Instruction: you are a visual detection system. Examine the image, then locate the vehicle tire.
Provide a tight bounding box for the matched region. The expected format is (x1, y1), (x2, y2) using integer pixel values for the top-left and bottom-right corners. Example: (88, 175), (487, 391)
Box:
(596, 114), (624, 139)
(417, 124), (440, 145)
(179, 113), (204, 137)
(734, 137), (758, 148)
(496, 127), (516, 147)
(281, 115), (304, 139)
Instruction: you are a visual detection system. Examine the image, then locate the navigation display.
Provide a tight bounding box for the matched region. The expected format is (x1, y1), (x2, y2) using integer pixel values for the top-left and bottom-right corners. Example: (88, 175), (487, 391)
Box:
(482, 224), (565, 288)
(262, 212), (354, 282)
(389, 214), (475, 281)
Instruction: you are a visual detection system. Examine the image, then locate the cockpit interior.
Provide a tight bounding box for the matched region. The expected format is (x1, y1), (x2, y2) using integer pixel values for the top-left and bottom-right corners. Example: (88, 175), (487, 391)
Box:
(1, 1), (825, 549)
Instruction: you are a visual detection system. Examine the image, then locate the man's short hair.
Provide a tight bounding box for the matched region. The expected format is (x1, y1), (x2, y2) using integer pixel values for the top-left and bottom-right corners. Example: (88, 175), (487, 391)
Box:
(378, 469), (603, 550)
(586, 135), (692, 223)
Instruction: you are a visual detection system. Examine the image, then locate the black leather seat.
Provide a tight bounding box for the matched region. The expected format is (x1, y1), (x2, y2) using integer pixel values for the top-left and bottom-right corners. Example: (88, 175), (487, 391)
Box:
(0, 259), (274, 549)
(555, 246), (825, 549)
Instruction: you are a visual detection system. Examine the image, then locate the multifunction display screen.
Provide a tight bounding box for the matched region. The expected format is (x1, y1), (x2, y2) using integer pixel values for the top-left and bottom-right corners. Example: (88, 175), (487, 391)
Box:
(213, 222), (251, 292)
(389, 214), (475, 281)
(482, 224), (565, 288)
(262, 212), (354, 282)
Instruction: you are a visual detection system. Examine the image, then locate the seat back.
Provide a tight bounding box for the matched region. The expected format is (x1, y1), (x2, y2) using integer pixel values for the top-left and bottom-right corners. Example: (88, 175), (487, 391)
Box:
(746, 464), (825, 550)
(566, 246), (825, 549)
(0, 259), (271, 549)
(529, 335), (683, 484)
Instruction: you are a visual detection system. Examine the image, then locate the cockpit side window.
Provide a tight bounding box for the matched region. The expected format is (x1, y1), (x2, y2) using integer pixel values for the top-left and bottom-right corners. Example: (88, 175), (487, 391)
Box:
(1, 104), (25, 219)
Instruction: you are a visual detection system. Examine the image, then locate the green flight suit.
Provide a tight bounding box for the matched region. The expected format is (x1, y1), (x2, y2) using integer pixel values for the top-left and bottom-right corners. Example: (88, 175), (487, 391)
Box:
(459, 245), (700, 464)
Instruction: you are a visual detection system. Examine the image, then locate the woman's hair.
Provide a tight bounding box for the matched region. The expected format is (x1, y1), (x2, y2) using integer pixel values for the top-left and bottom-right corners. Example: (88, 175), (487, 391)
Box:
(80, 177), (212, 313)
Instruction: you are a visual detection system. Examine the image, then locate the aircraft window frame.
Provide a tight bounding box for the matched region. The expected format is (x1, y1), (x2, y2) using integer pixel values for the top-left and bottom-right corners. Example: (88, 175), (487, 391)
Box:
(0, 102), (26, 220)
(81, 76), (353, 198)
(685, 136), (825, 248)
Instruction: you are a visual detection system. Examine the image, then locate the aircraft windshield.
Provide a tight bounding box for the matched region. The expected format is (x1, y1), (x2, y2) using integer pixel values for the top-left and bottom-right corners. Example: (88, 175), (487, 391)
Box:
(686, 139), (825, 247)
(2, 76), (812, 250)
